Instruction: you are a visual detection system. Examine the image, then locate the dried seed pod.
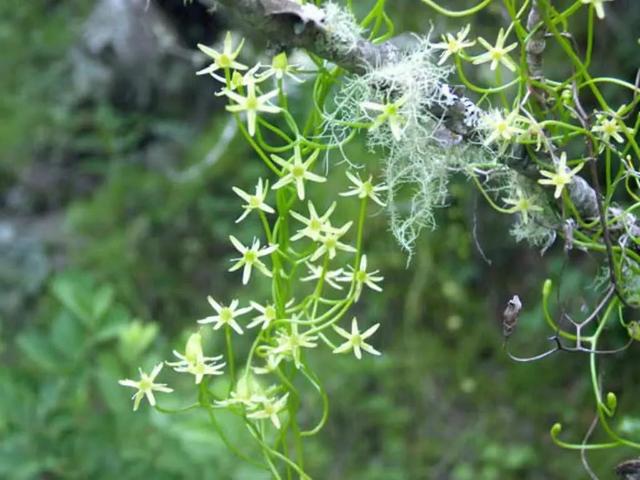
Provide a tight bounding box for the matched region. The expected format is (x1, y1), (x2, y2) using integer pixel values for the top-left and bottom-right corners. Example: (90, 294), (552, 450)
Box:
(616, 458), (640, 480)
(502, 295), (522, 338)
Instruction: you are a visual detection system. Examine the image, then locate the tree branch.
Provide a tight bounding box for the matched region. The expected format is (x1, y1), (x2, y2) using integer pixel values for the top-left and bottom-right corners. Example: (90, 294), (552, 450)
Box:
(203, 0), (637, 236)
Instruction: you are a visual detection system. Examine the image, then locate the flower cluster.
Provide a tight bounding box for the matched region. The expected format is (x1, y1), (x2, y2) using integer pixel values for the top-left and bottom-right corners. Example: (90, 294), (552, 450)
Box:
(195, 33), (305, 138)
(116, 1), (640, 476)
(432, 25), (518, 72)
(119, 34), (387, 439)
(119, 168), (386, 418)
(591, 106), (632, 151)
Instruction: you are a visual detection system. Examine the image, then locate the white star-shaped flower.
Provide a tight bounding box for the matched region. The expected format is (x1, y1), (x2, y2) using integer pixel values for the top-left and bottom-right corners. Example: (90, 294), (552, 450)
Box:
(198, 296), (252, 335)
(248, 301), (278, 330)
(258, 51), (304, 84)
(252, 353), (283, 375)
(333, 318), (381, 360)
(538, 152), (584, 199)
(481, 109), (527, 146)
(270, 322), (318, 369)
(290, 201), (338, 242)
(360, 95), (408, 141)
(197, 32), (247, 75)
(232, 178), (276, 223)
(247, 393), (289, 429)
(432, 24), (476, 65)
(310, 222), (356, 261)
(339, 255), (383, 302)
(215, 375), (265, 408)
(222, 76), (281, 137)
(210, 64), (262, 91)
(118, 363), (173, 411)
(166, 333), (225, 384)
(228, 236), (278, 285)
(340, 171), (388, 207)
(592, 108), (629, 145)
(503, 189), (544, 224)
(271, 146), (326, 200)
(300, 262), (345, 290)
(472, 28), (518, 71)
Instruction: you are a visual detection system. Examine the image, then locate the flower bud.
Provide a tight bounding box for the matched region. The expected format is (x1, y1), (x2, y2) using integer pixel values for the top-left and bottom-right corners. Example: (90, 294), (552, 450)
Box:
(560, 88), (573, 106)
(118, 321), (159, 360)
(627, 321), (640, 341)
(272, 51), (289, 72)
(606, 392), (618, 413)
(230, 71), (244, 90)
(185, 333), (204, 365)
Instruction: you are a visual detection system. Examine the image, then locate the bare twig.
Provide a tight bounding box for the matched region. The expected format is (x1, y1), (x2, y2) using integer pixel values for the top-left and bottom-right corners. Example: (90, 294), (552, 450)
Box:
(581, 414), (601, 480)
(572, 85), (632, 308)
(472, 194), (492, 265)
(526, 0), (546, 81)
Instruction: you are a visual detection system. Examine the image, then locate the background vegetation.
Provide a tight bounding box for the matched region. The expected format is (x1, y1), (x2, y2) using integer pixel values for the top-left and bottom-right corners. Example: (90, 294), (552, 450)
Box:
(1, 0), (639, 478)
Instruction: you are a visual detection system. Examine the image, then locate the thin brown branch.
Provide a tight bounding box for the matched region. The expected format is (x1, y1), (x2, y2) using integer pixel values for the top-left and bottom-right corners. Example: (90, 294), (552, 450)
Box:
(572, 84), (632, 308)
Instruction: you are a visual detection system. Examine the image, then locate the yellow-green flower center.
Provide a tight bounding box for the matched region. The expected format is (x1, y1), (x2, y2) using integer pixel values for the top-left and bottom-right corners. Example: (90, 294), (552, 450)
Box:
(193, 363), (206, 375)
(218, 54), (231, 68)
(245, 96), (258, 110)
(272, 52), (288, 71)
(517, 198), (531, 210)
(603, 120), (618, 135)
(220, 307), (233, 323)
(264, 306), (276, 320)
(292, 165), (305, 178)
(385, 104), (398, 117)
(310, 218), (322, 231)
(139, 378), (152, 391)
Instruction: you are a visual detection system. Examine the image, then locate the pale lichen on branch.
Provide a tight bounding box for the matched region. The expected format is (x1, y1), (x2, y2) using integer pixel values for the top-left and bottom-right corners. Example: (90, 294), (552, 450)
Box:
(204, 0), (638, 249)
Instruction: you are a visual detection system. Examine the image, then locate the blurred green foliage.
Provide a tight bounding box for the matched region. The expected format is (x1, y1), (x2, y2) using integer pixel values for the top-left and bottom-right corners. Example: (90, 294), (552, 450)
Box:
(2, 0), (640, 479)
(0, 273), (272, 479)
(0, 0), (86, 167)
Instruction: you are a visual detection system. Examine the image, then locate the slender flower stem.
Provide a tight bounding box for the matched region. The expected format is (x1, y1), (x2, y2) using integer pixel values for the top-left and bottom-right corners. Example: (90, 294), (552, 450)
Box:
(225, 325), (236, 386)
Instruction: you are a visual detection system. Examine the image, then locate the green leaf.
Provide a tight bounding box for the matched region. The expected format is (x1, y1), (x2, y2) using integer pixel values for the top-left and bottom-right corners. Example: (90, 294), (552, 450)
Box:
(96, 354), (126, 414)
(92, 285), (114, 324)
(51, 275), (92, 325)
(93, 305), (131, 344)
(50, 312), (85, 360)
(117, 320), (159, 362)
(16, 331), (62, 372)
